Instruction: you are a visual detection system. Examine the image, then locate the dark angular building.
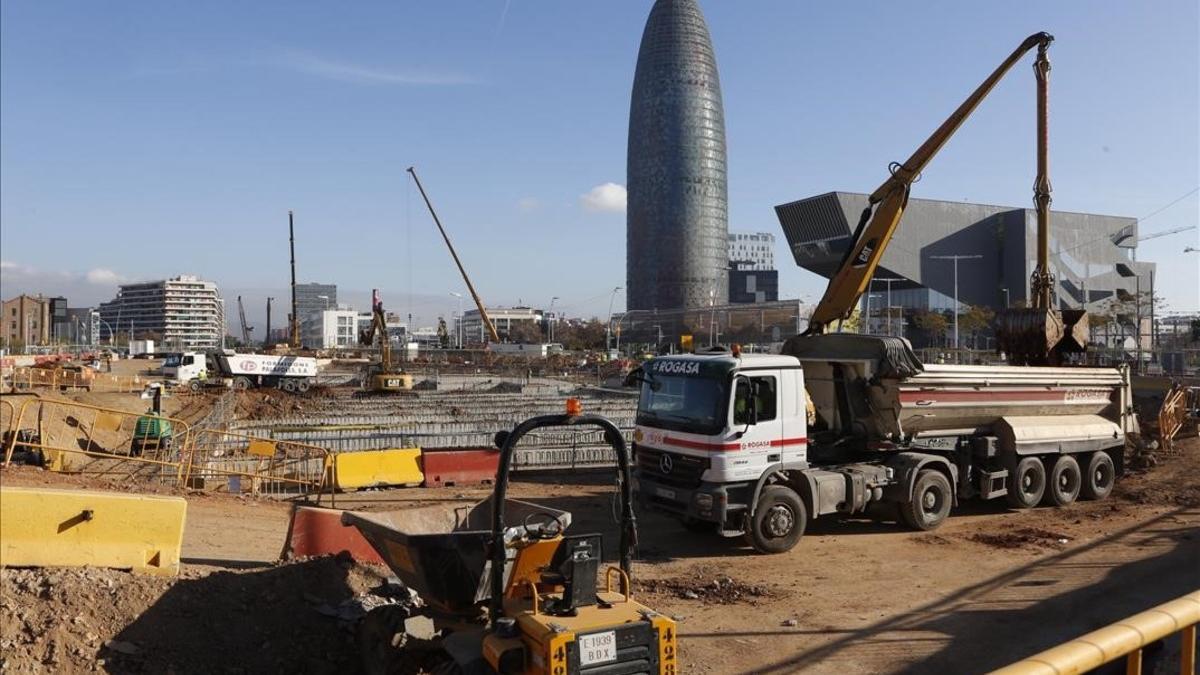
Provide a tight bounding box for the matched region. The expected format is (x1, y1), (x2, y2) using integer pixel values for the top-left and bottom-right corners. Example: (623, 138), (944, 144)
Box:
(776, 191), (1155, 347)
(627, 0), (728, 311)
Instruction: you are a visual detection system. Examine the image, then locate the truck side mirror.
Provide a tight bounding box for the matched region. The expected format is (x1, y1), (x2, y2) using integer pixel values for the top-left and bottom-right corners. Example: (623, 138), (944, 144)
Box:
(622, 367), (644, 388)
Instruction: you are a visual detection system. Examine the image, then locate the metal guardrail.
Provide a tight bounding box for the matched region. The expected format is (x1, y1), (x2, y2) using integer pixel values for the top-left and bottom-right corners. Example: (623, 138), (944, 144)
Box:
(992, 590), (1199, 675)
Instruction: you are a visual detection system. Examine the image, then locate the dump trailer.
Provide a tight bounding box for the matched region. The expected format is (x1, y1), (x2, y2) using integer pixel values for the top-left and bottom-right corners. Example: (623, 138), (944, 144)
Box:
(630, 335), (1138, 553)
(164, 351), (318, 392)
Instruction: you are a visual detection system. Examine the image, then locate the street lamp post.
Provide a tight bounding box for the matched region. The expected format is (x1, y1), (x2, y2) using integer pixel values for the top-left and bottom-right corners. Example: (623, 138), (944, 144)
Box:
(450, 292), (464, 348)
(605, 287), (622, 351)
(929, 254), (983, 350)
(875, 278), (903, 336)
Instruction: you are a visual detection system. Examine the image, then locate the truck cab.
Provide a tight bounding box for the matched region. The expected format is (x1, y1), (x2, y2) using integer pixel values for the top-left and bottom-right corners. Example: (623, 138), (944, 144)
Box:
(162, 352), (208, 385)
(632, 351), (819, 550)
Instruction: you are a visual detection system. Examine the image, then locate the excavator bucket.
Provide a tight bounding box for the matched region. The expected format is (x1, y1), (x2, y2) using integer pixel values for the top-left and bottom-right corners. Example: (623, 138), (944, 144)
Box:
(1059, 309), (1090, 352)
(995, 308), (1088, 365)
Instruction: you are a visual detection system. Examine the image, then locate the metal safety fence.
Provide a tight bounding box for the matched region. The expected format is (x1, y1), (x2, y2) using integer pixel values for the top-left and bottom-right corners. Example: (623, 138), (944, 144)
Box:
(1, 395), (334, 504)
(187, 429), (336, 505)
(6, 366), (149, 393)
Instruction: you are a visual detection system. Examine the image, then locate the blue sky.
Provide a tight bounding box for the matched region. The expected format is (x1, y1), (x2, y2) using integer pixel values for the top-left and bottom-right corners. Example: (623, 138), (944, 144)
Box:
(2, 1), (1197, 330)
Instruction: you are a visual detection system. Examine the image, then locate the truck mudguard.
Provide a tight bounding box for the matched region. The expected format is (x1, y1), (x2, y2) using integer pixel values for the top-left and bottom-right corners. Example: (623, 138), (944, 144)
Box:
(883, 452), (959, 506)
(749, 463), (817, 519)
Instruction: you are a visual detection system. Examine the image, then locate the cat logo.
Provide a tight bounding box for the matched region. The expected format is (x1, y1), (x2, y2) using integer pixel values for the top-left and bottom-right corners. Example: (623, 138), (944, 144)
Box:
(852, 238), (879, 268)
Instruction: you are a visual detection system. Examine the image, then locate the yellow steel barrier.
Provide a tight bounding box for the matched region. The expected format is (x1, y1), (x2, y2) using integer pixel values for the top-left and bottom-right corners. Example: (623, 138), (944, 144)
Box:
(3, 397), (192, 484)
(331, 447), (423, 490)
(0, 485), (187, 576)
(992, 590), (1200, 675)
(187, 428), (336, 506)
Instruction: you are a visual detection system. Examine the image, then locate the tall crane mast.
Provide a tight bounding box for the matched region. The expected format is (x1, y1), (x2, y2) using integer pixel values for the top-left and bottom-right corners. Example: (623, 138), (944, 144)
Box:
(288, 210), (300, 349)
(407, 166), (501, 344)
(265, 297), (273, 348)
(237, 296), (253, 346)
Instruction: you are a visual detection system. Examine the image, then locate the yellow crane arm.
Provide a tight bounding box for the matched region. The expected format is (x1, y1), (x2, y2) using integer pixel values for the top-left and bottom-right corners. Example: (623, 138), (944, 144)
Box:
(805, 32), (1054, 334)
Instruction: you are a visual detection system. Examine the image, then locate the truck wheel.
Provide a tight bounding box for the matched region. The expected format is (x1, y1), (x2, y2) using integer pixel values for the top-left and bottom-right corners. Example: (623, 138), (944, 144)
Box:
(1044, 455), (1082, 506)
(1081, 452), (1116, 501)
(232, 377), (251, 391)
(1005, 457), (1046, 509)
(295, 380), (310, 393)
(745, 485), (806, 554)
(281, 379), (297, 393)
(188, 380), (202, 393)
(900, 469), (952, 531)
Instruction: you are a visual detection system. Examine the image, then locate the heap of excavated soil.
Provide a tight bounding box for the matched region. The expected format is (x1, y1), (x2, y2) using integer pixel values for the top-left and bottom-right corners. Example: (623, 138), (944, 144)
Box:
(0, 556), (392, 674)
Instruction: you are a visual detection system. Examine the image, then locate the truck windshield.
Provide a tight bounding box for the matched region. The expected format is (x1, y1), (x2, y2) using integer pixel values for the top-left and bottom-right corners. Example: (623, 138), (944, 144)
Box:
(162, 355), (181, 367)
(637, 375), (728, 435)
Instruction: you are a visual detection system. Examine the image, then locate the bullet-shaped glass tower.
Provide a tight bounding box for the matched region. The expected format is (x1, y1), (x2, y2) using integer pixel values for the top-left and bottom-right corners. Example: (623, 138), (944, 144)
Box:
(627, 0), (728, 311)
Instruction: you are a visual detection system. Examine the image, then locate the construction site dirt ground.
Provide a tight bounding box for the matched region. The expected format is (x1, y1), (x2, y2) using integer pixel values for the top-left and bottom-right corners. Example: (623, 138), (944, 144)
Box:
(2, 431), (1197, 674)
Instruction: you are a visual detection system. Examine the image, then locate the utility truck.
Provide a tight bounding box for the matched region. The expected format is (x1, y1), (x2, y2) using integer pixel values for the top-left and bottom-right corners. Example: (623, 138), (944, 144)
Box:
(163, 351), (318, 392)
(633, 32), (1136, 553)
(631, 338), (1137, 553)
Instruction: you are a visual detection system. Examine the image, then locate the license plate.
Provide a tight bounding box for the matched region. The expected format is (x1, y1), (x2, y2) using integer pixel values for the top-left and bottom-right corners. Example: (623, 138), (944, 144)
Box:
(578, 630), (617, 666)
(654, 487), (676, 500)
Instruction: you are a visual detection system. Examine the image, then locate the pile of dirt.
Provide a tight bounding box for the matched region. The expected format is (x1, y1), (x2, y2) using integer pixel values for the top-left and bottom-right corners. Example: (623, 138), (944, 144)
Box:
(637, 572), (779, 605)
(968, 527), (1073, 551)
(233, 391), (309, 420)
(0, 555), (394, 674)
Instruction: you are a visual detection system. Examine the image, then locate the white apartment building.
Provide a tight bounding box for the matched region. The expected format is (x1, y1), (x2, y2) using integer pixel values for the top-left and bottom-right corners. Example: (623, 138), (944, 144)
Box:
(98, 275), (224, 351)
(728, 232), (776, 271)
(302, 308), (359, 349)
(457, 307), (544, 345)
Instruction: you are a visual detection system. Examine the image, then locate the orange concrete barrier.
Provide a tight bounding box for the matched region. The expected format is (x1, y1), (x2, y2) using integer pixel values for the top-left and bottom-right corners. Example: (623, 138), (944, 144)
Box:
(281, 505), (385, 565)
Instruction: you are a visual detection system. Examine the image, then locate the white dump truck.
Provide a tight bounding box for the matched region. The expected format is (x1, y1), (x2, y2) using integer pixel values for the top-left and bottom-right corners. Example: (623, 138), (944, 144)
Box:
(630, 335), (1138, 553)
(163, 351), (319, 393)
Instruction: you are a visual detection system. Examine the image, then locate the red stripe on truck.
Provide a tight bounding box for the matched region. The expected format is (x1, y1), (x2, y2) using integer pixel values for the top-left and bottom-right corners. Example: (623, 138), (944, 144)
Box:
(662, 436), (808, 452)
(896, 390), (1106, 404)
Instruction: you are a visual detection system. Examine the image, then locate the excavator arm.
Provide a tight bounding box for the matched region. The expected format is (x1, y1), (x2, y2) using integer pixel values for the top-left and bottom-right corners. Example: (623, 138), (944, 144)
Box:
(805, 32), (1055, 334)
(358, 290), (393, 372)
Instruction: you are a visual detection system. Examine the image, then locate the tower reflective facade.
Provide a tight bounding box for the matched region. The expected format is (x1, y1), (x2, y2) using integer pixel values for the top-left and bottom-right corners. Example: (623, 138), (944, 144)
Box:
(627, 0), (728, 311)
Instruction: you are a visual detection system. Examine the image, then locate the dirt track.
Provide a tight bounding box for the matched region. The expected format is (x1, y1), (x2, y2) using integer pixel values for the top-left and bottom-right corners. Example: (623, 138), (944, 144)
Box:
(2, 432), (1197, 674)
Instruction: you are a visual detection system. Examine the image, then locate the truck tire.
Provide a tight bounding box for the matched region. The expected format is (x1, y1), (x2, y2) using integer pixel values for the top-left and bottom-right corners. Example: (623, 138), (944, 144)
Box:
(1044, 455), (1082, 506)
(745, 485), (806, 554)
(188, 380), (202, 393)
(281, 379), (297, 393)
(900, 469), (952, 531)
(1006, 457), (1046, 509)
(1081, 452), (1116, 501)
(295, 380), (310, 393)
(233, 377), (252, 391)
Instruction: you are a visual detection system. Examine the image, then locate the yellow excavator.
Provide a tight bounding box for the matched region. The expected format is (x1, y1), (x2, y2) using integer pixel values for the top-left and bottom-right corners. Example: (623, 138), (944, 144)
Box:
(360, 289), (413, 393)
(801, 31), (1087, 365)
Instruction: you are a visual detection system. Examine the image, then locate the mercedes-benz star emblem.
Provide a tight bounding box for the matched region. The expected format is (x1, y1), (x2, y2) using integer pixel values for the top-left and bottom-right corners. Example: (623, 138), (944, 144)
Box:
(659, 453), (674, 474)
